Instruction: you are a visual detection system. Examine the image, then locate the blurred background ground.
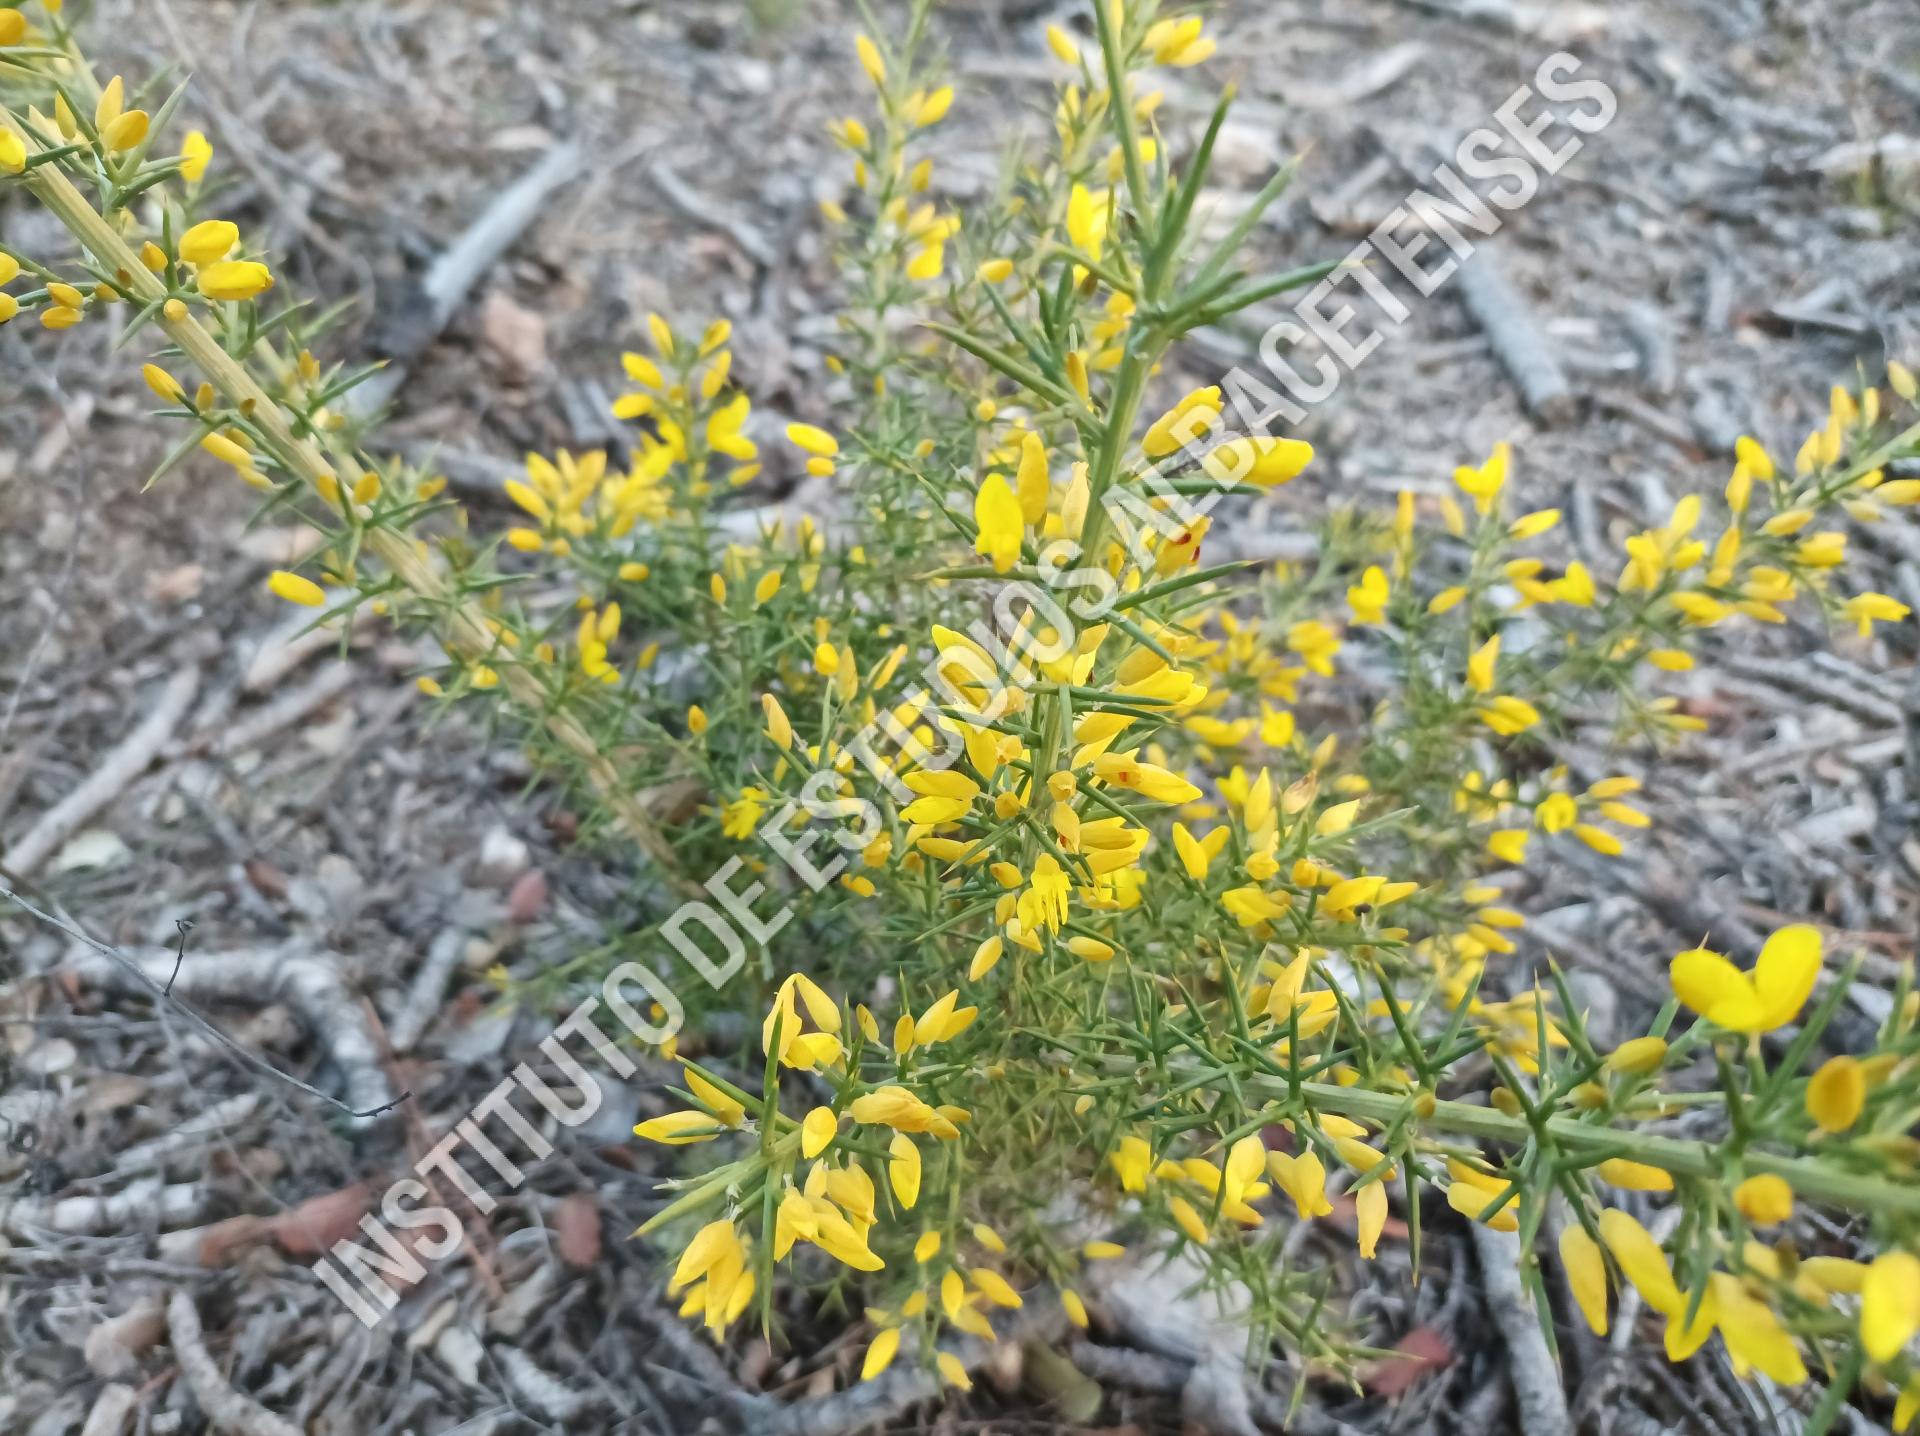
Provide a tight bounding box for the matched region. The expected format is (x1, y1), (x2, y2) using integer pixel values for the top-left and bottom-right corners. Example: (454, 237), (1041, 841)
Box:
(2, 0), (1918, 1432)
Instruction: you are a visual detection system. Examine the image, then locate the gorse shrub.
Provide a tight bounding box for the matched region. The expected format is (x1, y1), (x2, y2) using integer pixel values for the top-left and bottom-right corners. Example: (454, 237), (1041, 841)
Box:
(6, 0), (1920, 1423)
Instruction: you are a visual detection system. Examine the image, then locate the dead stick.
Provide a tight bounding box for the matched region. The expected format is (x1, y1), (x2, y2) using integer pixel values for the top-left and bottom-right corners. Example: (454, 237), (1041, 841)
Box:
(3, 885), (405, 1124)
(348, 139), (586, 417)
(1472, 1224), (1573, 1436)
(1, 666), (199, 876)
(167, 1291), (304, 1436)
(1455, 247), (1575, 424)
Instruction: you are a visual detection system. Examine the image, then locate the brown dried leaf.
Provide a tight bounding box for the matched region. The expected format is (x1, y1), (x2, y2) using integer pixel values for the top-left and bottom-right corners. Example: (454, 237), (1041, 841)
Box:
(82, 1297), (165, 1378)
(268, 1183), (371, 1257)
(552, 1192), (600, 1268)
(244, 858), (290, 900)
(506, 868), (548, 924)
(1362, 1325), (1454, 1397)
(196, 1213), (272, 1267)
(479, 291), (548, 384)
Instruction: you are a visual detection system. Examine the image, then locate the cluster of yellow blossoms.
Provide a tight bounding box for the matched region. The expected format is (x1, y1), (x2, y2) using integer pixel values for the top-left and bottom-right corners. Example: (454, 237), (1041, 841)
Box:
(624, 4), (1920, 1420)
(9, 0), (1920, 1423)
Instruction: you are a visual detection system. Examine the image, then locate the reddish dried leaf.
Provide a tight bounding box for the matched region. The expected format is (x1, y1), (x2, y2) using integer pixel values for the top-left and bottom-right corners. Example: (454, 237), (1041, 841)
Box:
(269, 1183), (371, 1257)
(244, 858), (290, 900)
(196, 1214), (271, 1266)
(506, 868), (549, 924)
(553, 1192), (601, 1268)
(1362, 1325), (1454, 1397)
(479, 291), (548, 383)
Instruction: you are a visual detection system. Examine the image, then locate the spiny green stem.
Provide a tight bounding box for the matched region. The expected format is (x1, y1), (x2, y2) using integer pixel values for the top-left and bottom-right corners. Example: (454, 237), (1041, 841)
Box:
(1, 99), (697, 896)
(1284, 1080), (1920, 1218)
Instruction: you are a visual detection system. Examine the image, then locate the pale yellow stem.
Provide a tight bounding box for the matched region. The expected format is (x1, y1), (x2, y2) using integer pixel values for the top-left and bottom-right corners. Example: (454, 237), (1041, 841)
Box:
(2, 104), (695, 895)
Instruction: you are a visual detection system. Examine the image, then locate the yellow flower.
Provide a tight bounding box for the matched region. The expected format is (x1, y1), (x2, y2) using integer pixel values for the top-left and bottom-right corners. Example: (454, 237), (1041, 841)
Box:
(1710, 1272), (1805, 1385)
(1805, 1054), (1864, 1133)
(1143, 386), (1221, 457)
(1347, 565), (1389, 624)
(1111, 1135), (1152, 1193)
(1454, 442), (1510, 515)
(266, 570), (324, 607)
(1355, 1180), (1388, 1258)
(971, 1267), (1022, 1308)
(802, 1105), (837, 1158)
(1605, 1036), (1668, 1075)
(1092, 751), (1202, 804)
(936, 1351), (971, 1389)
(1016, 853), (1072, 933)
(861, 1326), (900, 1381)
(197, 259), (275, 301)
(1536, 792), (1576, 833)
(632, 1110), (723, 1144)
(179, 129), (213, 182)
(849, 1085), (939, 1133)
(1061, 1289), (1089, 1328)
(179, 219), (238, 265)
(1265, 1149), (1333, 1219)
(888, 1133), (921, 1209)
(1559, 1225), (1609, 1335)
(1200, 435), (1315, 488)
(1595, 1158), (1673, 1192)
(1066, 182), (1107, 260)
(1669, 925), (1820, 1034)
(786, 422), (838, 458)
(1144, 14), (1215, 65)
(1863, 1252), (1920, 1362)
(1466, 635), (1499, 694)
(973, 472), (1023, 573)
(1896, 1377), (1920, 1434)
(1168, 1195), (1209, 1245)
(1843, 591), (1910, 638)
(854, 32), (886, 85)
(1598, 1208), (1680, 1316)
(761, 693), (793, 751)
(670, 1218), (742, 1293)
(1733, 1174), (1792, 1226)
(1487, 828), (1529, 865)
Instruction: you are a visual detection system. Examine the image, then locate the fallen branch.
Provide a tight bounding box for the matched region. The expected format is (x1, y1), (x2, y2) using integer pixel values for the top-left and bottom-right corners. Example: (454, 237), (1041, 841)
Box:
(5, 1176), (204, 1237)
(1471, 1224), (1572, 1436)
(1, 885), (401, 1126)
(1069, 1340), (1368, 1436)
(1, 666), (200, 876)
(167, 1291), (305, 1436)
(647, 158), (779, 268)
(60, 938), (395, 1122)
(208, 660), (357, 758)
(1455, 248), (1576, 424)
(113, 1092), (262, 1175)
(78, 1384), (137, 1436)
(348, 139), (586, 418)
(387, 926), (471, 1054)
(1097, 1249), (1265, 1436)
